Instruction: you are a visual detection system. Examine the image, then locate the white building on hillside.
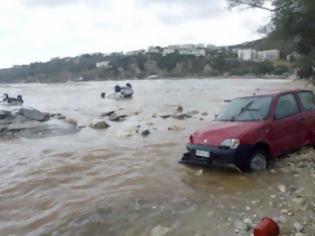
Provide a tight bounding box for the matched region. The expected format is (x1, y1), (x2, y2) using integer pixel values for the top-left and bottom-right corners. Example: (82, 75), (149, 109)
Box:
(258, 49), (280, 61)
(163, 48), (176, 56)
(238, 48), (280, 62)
(206, 44), (216, 50)
(237, 49), (258, 61)
(125, 50), (145, 56)
(178, 48), (206, 57)
(147, 46), (161, 54)
(96, 61), (110, 68)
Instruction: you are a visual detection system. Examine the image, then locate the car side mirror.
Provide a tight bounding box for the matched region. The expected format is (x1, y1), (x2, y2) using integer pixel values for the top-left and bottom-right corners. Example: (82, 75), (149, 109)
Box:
(214, 114), (218, 119)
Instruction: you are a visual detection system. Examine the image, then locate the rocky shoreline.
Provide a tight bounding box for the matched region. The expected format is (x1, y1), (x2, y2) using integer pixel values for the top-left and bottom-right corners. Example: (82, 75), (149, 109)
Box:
(0, 108), (79, 139)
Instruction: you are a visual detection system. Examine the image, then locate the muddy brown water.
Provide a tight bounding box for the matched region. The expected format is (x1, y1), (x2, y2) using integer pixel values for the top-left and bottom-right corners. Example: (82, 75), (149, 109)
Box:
(0, 78), (311, 236)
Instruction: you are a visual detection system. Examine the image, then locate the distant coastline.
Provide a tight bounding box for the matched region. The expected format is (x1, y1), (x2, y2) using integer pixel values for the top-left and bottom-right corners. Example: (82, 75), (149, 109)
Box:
(0, 75), (294, 85)
(0, 38), (297, 84)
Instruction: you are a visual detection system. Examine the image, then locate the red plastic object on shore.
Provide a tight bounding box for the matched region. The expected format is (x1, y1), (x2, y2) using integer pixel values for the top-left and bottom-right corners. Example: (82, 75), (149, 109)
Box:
(253, 218), (280, 236)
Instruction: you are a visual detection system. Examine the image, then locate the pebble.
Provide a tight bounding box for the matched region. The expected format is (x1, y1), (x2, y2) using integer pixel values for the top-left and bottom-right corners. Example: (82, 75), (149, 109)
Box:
(277, 215), (287, 223)
(190, 110), (199, 115)
(243, 218), (252, 225)
(292, 196), (306, 207)
(141, 129), (150, 137)
(196, 169), (203, 176)
(270, 169), (277, 174)
(150, 225), (170, 236)
(168, 125), (184, 131)
(278, 184), (287, 193)
(235, 221), (250, 232)
(293, 222), (304, 232)
(176, 106), (184, 113)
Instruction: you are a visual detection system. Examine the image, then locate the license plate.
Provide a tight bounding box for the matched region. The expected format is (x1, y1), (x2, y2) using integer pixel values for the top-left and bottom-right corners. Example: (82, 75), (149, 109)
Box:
(196, 150), (210, 158)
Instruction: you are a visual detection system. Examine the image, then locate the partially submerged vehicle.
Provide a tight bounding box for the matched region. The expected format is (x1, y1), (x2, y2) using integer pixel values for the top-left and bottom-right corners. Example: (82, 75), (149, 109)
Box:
(180, 89), (315, 172)
(115, 83), (133, 98)
(105, 83), (134, 99)
(2, 94), (24, 106)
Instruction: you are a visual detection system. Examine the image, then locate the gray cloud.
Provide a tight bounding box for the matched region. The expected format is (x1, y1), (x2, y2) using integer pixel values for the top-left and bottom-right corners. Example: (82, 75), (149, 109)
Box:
(135, 0), (225, 24)
(20, 0), (106, 7)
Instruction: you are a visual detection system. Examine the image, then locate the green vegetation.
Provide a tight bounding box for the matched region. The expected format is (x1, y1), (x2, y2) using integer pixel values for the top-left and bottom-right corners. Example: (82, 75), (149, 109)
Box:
(227, 0), (315, 79)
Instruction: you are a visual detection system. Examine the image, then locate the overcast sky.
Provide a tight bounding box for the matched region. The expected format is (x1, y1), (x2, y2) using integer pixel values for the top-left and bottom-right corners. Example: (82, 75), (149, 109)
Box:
(0, 0), (271, 69)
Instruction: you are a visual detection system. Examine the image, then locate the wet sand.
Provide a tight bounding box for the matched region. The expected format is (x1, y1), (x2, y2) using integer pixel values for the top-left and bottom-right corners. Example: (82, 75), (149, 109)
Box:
(0, 78), (314, 236)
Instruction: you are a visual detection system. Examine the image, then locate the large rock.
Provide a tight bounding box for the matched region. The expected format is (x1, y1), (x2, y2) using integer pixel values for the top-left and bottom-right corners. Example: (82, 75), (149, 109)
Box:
(101, 111), (115, 117)
(0, 110), (12, 120)
(141, 129), (150, 137)
(172, 113), (192, 120)
(0, 109), (78, 139)
(90, 121), (110, 129)
(108, 113), (127, 122)
(19, 108), (49, 122)
(176, 106), (183, 113)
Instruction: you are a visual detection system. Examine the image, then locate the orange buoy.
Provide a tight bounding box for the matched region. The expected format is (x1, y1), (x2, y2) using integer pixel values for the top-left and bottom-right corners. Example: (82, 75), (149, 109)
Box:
(253, 218), (280, 236)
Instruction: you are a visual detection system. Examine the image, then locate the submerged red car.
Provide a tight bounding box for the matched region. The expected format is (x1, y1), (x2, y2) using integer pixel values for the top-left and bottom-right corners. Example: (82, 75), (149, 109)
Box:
(180, 89), (315, 172)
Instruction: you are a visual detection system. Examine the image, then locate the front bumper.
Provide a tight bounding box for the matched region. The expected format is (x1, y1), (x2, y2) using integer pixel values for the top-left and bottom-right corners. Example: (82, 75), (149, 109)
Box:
(179, 143), (253, 167)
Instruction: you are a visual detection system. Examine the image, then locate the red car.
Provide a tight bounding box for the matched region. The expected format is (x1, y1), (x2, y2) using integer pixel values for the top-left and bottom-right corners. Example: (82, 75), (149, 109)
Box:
(180, 89), (315, 172)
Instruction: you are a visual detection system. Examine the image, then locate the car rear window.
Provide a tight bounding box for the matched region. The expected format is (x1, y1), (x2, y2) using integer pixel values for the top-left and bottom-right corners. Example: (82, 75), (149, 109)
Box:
(275, 94), (299, 120)
(298, 92), (315, 111)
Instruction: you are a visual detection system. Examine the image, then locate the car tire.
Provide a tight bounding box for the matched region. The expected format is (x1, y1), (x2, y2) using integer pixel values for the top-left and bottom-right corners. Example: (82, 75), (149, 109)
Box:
(236, 149), (268, 172)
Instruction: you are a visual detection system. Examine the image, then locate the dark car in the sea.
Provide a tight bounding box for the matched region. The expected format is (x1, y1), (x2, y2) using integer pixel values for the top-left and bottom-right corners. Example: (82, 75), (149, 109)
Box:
(180, 89), (315, 172)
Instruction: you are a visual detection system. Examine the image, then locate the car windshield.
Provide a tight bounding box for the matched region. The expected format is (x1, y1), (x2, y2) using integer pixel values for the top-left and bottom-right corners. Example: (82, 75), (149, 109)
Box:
(216, 96), (272, 121)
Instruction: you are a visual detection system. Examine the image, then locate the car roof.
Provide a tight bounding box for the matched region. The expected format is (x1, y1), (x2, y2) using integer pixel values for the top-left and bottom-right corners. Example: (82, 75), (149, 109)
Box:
(236, 89), (313, 99)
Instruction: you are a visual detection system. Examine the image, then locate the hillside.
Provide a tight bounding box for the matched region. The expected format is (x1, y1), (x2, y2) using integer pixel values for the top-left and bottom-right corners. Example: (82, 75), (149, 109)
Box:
(0, 39), (296, 83)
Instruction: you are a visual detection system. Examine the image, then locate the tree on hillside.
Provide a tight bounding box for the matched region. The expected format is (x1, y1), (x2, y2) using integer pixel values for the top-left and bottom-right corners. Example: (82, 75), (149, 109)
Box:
(227, 0), (315, 78)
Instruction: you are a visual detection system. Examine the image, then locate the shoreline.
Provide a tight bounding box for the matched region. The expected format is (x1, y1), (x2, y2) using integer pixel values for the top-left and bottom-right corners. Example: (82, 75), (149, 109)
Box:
(0, 75), (295, 85)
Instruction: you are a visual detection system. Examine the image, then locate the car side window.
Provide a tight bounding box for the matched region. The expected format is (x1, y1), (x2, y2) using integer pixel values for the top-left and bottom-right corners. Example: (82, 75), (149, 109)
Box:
(275, 94), (299, 120)
(298, 92), (315, 111)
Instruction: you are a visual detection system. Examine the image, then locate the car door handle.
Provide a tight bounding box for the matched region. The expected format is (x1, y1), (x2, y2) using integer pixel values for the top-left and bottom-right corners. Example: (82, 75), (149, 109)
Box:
(300, 117), (306, 121)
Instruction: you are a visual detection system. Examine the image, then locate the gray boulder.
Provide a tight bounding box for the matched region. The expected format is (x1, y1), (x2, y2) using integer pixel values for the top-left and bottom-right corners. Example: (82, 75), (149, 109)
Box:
(101, 111), (115, 117)
(141, 129), (150, 137)
(0, 110), (12, 120)
(90, 121), (110, 129)
(108, 113), (127, 122)
(19, 108), (49, 122)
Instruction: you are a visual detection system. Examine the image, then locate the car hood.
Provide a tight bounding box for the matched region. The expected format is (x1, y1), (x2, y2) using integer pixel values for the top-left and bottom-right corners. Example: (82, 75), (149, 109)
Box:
(191, 121), (264, 146)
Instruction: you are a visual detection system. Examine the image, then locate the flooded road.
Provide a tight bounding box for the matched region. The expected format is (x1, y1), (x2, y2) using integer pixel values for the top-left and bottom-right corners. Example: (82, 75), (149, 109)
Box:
(0, 78), (312, 236)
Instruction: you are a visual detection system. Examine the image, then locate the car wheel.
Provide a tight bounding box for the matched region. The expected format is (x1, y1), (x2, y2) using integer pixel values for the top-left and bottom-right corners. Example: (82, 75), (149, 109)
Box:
(236, 149), (268, 172)
(250, 151), (268, 171)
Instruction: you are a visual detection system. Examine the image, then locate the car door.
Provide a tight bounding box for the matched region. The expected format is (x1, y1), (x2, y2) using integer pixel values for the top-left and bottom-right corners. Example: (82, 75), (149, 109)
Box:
(269, 93), (307, 156)
(297, 91), (315, 144)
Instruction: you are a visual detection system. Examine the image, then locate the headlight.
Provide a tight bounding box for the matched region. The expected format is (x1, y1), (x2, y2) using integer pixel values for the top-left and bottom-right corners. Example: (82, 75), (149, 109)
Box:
(220, 138), (240, 149)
